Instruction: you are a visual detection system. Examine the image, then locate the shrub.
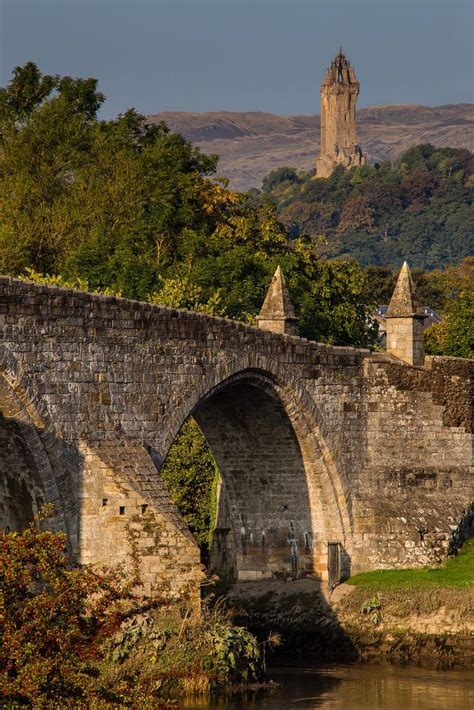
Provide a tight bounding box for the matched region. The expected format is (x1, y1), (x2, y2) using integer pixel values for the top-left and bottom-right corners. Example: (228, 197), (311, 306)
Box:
(0, 513), (263, 707)
(0, 511), (160, 707)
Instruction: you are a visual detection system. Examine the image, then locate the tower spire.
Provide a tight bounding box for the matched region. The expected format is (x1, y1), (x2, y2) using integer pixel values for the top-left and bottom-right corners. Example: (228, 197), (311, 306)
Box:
(386, 261), (424, 317)
(385, 261), (427, 366)
(257, 266), (298, 336)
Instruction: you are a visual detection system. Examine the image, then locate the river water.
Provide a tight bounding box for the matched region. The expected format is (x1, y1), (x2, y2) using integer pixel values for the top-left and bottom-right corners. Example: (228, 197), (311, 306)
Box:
(183, 664), (474, 710)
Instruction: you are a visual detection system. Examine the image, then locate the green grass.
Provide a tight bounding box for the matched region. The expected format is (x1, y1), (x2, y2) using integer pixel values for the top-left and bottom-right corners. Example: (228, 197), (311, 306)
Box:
(347, 538), (474, 589)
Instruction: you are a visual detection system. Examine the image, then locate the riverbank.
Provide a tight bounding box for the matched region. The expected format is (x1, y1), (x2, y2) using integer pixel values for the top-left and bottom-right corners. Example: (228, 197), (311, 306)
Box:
(227, 539), (474, 670)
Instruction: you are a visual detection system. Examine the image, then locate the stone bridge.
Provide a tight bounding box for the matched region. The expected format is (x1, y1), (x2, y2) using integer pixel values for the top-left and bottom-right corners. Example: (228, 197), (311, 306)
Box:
(1, 276), (473, 597)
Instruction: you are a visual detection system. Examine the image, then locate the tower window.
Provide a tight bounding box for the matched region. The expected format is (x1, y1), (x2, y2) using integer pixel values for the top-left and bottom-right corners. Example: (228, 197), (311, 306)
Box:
(119, 506), (125, 516)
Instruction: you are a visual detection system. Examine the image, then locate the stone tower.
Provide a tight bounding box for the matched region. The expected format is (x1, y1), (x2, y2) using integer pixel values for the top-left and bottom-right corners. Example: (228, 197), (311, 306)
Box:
(316, 49), (366, 178)
(257, 265), (298, 335)
(385, 261), (427, 366)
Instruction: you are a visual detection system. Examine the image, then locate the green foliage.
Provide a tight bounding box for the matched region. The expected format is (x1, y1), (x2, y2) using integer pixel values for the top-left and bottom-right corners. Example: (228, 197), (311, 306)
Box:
(362, 595), (382, 626)
(160, 418), (218, 552)
(204, 622), (261, 682)
(262, 166), (300, 193)
(101, 602), (262, 700)
(363, 266), (396, 305)
(348, 537), (474, 589)
(424, 285), (474, 359)
(150, 273), (227, 316)
(18, 267), (120, 296)
(258, 145), (474, 269)
(0, 62), (376, 348)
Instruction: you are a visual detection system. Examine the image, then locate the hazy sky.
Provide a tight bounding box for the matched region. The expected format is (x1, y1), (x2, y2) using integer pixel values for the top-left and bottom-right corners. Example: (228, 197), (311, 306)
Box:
(1, 0), (473, 119)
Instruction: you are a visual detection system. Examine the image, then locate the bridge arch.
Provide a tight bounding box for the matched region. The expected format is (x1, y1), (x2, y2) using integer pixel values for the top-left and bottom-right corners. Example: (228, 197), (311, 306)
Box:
(158, 364), (352, 581)
(0, 345), (72, 541)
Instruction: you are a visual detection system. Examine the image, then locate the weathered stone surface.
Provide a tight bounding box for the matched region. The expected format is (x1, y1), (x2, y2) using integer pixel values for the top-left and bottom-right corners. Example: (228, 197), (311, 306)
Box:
(316, 49), (366, 178)
(0, 277), (472, 594)
(386, 262), (427, 366)
(386, 261), (424, 318)
(257, 266), (297, 335)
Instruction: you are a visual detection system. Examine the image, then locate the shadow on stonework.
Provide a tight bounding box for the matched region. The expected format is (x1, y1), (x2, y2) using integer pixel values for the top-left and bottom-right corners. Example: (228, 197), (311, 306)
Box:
(225, 578), (359, 665)
(159, 375), (319, 583)
(0, 411), (84, 560)
(448, 502), (474, 555)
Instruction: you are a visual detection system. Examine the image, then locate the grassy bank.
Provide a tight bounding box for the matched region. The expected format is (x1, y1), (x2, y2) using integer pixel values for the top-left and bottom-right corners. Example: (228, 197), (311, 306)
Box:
(226, 540), (474, 671)
(334, 539), (474, 669)
(347, 538), (474, 589)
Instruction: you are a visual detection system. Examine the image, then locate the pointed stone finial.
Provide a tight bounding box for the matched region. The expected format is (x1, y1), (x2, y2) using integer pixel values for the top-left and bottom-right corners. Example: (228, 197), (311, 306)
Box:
(386, 261), (424, 317)
(257, 266), (298, 336)
(385, 261), (427, 366)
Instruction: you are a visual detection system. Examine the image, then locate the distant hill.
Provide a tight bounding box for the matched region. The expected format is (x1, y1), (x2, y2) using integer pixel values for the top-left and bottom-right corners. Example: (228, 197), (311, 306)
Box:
(147, 104), (474, 191)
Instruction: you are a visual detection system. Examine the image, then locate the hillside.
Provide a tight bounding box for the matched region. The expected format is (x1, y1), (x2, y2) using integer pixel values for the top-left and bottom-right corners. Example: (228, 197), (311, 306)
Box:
(147, 104), (474, 191)
(256, 144), (474, 270)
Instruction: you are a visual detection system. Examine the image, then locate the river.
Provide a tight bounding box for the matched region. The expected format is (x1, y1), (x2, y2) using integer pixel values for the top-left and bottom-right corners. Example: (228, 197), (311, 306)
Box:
(183, 664), (474, 710)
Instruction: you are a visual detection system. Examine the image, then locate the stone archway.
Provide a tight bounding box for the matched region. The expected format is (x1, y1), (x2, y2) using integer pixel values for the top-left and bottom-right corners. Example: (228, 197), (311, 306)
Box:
(161, 368), (351, 582)
(0, 346), (71, 540)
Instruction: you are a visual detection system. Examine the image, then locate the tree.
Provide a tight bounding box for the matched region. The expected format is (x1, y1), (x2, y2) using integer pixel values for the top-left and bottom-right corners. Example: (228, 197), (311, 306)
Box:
(262, 166), (300, 193)
(160, 418), (219, 557)
(0, 65), (104, 274)
(258, 145), (474, 269)
(425, 288), (474, 359)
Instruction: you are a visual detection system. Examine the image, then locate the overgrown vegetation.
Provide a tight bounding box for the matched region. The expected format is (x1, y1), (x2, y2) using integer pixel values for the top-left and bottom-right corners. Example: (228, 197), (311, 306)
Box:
(0, 511), (264, 707)
(160, 417), (219, 558)
(348, 537), (474, 589)
(257, 145), (474, 270)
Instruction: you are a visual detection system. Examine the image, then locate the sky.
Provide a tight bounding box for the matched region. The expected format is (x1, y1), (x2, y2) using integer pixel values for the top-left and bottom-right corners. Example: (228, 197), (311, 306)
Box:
(1, 0), (473, 119)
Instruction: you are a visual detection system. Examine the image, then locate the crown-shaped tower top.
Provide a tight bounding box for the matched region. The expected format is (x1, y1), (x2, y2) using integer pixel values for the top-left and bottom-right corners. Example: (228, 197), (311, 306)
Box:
(386, 261), (425, 318)
(323, 48), (358, 85)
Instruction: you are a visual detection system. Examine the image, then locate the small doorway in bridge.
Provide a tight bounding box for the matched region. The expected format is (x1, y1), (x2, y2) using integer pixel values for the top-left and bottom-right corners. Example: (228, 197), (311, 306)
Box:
(327, 541), (343, 590)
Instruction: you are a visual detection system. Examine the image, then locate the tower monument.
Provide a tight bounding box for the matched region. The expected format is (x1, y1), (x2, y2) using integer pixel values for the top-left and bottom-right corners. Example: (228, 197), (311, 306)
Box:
(316, 49), (366, 178)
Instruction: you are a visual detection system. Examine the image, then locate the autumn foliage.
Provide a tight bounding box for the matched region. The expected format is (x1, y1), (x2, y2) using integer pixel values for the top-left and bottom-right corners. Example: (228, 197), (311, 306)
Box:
(0, 513), (142, 707)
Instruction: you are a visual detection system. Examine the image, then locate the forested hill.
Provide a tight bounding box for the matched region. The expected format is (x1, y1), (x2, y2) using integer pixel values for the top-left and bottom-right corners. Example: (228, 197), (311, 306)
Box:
(147, 104), (474, 191)
(253, 145), (473, 270)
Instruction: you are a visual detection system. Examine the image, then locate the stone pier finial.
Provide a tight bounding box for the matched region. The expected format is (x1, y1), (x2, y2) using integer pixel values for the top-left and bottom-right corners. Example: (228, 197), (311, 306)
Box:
(257, 265), (298, 335)
(385, 261), (427, 365)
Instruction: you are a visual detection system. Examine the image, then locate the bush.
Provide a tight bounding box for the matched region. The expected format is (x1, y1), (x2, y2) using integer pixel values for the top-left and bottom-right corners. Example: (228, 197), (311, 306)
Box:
(0, 511), (144, 706)
(0, 512), (263, 707)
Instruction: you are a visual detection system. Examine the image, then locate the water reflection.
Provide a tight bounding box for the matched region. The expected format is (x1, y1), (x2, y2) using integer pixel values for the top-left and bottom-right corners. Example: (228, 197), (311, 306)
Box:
(183, 664), (474, 710)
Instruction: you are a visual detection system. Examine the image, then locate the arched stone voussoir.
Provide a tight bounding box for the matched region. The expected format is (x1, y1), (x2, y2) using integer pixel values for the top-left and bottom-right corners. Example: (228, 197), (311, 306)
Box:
(0, 345), (70, 537)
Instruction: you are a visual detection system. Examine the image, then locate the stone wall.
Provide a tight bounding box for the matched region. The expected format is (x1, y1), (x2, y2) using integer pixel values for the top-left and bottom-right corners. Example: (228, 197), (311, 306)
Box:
(385, 316), (425, 365)
(1, 277), (472, 591)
